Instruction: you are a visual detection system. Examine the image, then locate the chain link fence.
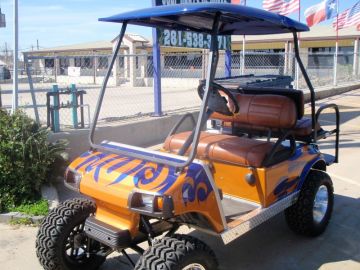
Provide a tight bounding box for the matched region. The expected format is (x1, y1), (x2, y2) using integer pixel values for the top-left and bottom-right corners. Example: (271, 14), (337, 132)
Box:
(1, 50), (359, 130)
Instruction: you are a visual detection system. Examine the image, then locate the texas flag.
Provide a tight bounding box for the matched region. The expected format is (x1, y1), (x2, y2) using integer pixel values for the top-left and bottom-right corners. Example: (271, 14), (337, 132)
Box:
(305, 0), (337, 27)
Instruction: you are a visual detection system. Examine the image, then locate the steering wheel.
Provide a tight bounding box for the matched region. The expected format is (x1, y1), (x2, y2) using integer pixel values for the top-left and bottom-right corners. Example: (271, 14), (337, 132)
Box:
(197, 82), (240, 116)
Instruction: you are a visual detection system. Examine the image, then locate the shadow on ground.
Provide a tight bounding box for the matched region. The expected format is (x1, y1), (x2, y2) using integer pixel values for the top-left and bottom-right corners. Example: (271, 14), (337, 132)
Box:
(98, 194), (360, 270)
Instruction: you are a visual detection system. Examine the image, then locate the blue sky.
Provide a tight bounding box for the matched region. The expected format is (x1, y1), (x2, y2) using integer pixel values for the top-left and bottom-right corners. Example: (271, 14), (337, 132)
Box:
(0, 0), (359, 51)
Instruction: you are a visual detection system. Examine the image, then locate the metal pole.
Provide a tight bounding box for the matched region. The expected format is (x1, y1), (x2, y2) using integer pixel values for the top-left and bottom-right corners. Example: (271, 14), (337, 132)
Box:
(70, 84), (78, 129)
(333, 42), (338, 86)
(152, 0), (162, 116)
(24, 53), (40, 123)
(12, 0), (19, 112)
(353, 38), (359, 77)
(241, 0), (246, 75)
(241, 35), (245, 75)
(293, 32), (317, 142)
(52, 85), (60, 133)
(225, 49), (231, 77)
(89, 23), (127, 144)
(295, 1), (301, 89)
(333, 0), (339, 86)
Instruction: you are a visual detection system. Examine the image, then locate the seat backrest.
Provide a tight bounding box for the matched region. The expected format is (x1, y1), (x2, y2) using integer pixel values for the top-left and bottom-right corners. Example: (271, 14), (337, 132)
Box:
(241, 87), (304, 119)
(211, 93), (297, 130)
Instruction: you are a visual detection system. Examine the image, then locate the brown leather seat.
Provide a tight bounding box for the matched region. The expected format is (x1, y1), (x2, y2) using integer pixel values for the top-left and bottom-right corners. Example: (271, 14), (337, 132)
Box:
(211, 92), (321, 140)
(163, 131), (286, 167)
(211, 94), (297, 129)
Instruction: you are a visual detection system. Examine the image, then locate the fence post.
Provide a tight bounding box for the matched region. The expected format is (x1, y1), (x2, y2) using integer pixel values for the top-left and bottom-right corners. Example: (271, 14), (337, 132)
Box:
(54, 55), (58, 83)
(241, 36), (246, 75)
(333, 42), (338, 86)
(225, 50), (231, 77)
(93, 55), (97, 84)
(52, 85), (60, 132)
(70, 84), (78, 129)
(295, 61), (300, 89)
(24, 53), (40, 123)
(284, 41), (289, 75)
(353, 38), (359, 77)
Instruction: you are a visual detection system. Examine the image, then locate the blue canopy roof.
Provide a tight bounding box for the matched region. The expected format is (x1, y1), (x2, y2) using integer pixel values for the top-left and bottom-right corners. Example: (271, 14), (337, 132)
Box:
(99, 3), (309, 35)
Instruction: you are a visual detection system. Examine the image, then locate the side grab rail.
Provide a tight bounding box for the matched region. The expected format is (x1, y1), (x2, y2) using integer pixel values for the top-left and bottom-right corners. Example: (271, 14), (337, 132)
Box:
(315, 103), (340, 163)
(167, 113), (196, 138)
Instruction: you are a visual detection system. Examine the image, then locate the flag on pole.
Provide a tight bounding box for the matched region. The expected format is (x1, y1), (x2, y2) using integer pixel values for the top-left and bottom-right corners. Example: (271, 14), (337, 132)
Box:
(333, 1), (360, 30)
(304, 0), (337, 27)
(262, 0), (300, 16)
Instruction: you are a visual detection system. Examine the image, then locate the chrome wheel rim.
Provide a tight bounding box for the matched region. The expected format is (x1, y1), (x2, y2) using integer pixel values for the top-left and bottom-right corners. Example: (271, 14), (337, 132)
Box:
(313, 185), (329, 224)
(182, 263), (206, 270)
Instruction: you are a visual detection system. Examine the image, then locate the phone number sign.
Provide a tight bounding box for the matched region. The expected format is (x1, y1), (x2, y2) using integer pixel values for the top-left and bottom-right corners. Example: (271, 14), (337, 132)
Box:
(155, 0), (231, 50)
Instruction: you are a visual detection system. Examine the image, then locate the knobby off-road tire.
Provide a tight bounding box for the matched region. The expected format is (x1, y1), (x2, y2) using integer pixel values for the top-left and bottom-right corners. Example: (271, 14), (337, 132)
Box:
(285, 170), (334, 237)
(135, 234), (218, 270)
(36, 198), (107, 270)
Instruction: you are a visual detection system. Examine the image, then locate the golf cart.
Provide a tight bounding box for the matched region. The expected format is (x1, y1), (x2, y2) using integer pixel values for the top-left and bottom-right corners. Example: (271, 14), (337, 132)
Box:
(36, 3), (340, 270)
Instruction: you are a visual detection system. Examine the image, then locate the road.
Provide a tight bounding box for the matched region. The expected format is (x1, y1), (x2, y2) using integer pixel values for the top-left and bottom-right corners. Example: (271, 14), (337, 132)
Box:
(0, 82), (201, 127)
(0, 89), (359, 270)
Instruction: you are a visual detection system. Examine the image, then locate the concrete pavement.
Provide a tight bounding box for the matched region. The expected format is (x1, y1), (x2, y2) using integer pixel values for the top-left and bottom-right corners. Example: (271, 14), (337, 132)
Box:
(1, 89), (360, 269)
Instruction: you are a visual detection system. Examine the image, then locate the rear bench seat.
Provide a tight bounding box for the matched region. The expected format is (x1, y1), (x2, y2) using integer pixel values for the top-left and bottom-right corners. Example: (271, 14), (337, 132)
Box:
(163, 94), (297, 168)
(214, 88), (321, 140)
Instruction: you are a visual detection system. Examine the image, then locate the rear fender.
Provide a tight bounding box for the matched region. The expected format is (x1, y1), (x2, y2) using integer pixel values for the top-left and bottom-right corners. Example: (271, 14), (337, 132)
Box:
(296, 157), (327, 191)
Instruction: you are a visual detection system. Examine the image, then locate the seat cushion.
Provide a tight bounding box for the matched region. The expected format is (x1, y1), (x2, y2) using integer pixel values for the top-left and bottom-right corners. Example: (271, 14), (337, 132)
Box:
(163, 131), (285, 167)
(218, 117), (321, 139)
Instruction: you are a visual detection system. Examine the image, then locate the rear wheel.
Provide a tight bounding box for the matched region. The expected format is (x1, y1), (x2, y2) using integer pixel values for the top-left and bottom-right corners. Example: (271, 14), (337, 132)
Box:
(36, 198), (109, 270)
(135, 234), (218, 270)
(285, 170), (334, 236)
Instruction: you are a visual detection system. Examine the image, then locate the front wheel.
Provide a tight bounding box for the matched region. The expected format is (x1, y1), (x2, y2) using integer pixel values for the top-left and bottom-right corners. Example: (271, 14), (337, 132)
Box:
(135, 234), (218, 270)
(36, 198), (109, 270)
(285, 170), (334, 236)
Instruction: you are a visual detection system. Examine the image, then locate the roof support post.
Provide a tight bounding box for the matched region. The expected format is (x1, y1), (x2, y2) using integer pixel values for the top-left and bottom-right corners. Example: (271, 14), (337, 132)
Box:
(293, 32), (317, 142)
(184, 13), (221, 162)
(152, 0), (162, 117)
(152, 26), (162, 116)
(89, 22), (127, 145)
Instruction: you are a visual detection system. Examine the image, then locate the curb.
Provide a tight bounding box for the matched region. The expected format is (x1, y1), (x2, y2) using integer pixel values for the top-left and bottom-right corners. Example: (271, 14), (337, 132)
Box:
(0, 212), (45, 225)
(304, 83), (360, 103)
(0, 184), (59, 225)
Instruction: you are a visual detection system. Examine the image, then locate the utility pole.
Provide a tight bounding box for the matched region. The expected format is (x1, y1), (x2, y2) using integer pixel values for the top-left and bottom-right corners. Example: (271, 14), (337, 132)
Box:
(12, 0), (19, 112)
(37, 39), (39, 50)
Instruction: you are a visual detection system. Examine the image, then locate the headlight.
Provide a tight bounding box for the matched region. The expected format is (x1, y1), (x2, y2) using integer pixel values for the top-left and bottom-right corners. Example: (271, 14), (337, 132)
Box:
(128, 192), (174, 219)
(64, 168), (82, 192)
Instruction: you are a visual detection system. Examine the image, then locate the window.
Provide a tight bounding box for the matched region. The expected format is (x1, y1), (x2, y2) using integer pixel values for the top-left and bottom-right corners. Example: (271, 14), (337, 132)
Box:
(59, 58), (69, 75)
(118, 56), (124, 68)
(44, 59), (54, 68)
(74, 57), (93, 68)
(98, 56), (109, 69)
(83, 57), (92, 69)
(74, 57), (82, 67)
